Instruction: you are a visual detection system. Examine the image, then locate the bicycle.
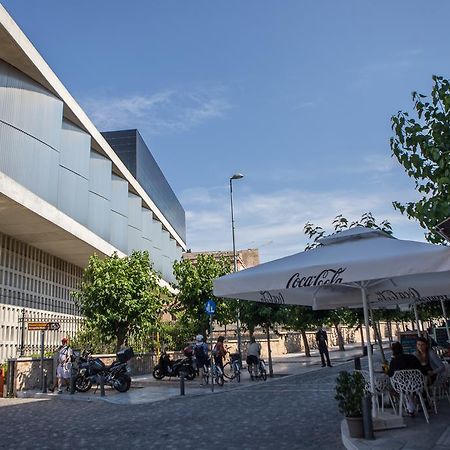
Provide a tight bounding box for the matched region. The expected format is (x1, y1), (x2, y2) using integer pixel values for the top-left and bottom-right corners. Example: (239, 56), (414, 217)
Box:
(248, 357), (267, 381)
(202, 359), (224, 386)
(223, 352), (241, 382)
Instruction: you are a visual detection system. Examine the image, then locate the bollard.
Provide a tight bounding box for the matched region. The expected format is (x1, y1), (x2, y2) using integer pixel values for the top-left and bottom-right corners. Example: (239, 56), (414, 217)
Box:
(362, 395), (374, 440)
(70, 373), (75, 395)
(7, 359), (16, 398)
(43, 372), (47, 393)
(100, 376), (105, 397)
(354, 357), (361, 371)
(180, 373), (185, 396)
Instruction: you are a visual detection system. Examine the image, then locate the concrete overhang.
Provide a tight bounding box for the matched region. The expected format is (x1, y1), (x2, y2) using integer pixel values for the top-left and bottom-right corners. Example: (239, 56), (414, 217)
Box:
(0, 172), (176, 293)
(0, 5), (186, 251)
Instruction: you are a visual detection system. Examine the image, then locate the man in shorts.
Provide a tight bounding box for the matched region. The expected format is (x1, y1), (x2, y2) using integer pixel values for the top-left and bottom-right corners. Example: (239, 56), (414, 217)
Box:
(56, 337), (72, 393)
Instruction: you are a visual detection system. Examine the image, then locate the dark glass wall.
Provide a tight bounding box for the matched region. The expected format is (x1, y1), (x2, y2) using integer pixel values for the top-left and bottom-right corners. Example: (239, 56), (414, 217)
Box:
(102, 129), (186, 242)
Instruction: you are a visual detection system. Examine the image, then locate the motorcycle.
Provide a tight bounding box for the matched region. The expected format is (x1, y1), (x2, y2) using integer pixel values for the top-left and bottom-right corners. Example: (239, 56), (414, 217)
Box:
(152, 349), (196, 380)
(75, 347), (134, 393)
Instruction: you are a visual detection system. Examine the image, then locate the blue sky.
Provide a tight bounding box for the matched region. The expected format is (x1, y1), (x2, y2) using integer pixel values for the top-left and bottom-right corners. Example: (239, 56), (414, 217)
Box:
(3, 1), (450, 262)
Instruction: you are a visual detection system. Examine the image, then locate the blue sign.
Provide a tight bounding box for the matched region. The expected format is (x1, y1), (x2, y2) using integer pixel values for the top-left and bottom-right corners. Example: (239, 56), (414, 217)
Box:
(205, 299), (216, 315)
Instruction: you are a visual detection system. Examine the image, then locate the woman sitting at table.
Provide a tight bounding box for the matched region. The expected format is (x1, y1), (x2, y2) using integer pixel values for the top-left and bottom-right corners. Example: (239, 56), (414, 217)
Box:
(388, 342), (422, 416)
(415, 336), (445, 385)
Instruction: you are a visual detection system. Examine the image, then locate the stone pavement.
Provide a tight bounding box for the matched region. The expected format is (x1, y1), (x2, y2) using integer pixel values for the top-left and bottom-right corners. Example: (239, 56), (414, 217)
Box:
(1, 343), (449, 449)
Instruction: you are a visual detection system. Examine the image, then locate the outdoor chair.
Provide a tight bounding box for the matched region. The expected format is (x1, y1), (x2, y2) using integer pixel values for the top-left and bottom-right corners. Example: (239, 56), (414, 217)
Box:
(356, 369), (395, 414)
(390, 369), (430, 424)
(430, 371), (450, 412)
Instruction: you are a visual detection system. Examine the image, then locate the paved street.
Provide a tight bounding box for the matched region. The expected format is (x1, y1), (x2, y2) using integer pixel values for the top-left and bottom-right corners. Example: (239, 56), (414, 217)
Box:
(0, 362), (346, 450)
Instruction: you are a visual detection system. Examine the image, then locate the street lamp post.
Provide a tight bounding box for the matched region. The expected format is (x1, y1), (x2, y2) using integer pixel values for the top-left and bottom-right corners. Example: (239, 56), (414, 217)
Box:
(230, 173), (244, 363)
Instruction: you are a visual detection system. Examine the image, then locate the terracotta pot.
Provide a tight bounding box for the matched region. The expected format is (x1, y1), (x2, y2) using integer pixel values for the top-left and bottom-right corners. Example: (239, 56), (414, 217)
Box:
(346, 416), (364, 438)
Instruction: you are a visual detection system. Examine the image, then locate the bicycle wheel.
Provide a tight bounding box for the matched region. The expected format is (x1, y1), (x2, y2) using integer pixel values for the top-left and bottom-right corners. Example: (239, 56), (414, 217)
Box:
(222, 362), (233, 380)
(260, 368), (267, 381)
(215, 366), (224, 386)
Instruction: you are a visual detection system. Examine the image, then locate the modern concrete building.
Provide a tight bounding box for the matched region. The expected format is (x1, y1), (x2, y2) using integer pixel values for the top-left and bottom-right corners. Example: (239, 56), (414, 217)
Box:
(0, 6), (186, 361)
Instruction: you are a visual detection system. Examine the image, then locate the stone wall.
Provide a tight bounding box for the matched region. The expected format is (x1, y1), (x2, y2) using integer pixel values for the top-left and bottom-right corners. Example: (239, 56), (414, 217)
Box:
(9, 352), (156, 393)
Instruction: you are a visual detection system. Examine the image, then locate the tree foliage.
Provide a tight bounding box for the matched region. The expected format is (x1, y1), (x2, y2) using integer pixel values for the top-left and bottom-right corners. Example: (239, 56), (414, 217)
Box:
(304, 212), (392, 251)
(74, 251), (167, 351)
(172, 253), (233, 336)
(391, 75), (450, 243)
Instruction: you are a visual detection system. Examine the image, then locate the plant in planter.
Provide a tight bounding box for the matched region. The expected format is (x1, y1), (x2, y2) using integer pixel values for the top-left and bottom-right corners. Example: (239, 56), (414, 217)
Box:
(335, 370), (366, 438)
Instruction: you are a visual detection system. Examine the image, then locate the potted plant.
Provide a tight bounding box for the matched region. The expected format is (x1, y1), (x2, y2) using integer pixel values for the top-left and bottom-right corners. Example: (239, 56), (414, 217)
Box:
(335, 370), (365, 438)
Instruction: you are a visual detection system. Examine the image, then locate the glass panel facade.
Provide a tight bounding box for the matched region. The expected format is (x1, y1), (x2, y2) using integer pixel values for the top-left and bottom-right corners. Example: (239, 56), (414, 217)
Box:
(102, 130), (186, 242)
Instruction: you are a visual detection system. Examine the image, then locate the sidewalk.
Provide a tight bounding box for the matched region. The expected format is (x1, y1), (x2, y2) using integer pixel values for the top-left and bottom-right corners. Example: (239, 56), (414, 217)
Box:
(13, 342), (368, 405)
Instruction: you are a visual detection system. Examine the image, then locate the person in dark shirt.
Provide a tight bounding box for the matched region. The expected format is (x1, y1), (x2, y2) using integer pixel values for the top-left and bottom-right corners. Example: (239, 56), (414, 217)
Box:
(388, 341), (422, 416)
(315, 326), (332, 367)
(388, 342), (422, 377)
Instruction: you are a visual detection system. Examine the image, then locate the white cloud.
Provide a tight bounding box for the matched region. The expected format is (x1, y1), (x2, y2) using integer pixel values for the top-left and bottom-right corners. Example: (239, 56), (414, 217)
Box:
(80, 86), (231, 135)
(182, 182), (425, 263)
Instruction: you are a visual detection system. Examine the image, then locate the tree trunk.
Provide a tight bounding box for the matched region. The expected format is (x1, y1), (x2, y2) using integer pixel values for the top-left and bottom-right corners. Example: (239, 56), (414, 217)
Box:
(373, 320), (386, 363)
(300, 329), (311, 357)
(334, 323), (345, 351)
(359, 324), (365, 351)
(266, 325), (274, 378)
(387, 320), (393, 344)
(116, 324), (128, 352)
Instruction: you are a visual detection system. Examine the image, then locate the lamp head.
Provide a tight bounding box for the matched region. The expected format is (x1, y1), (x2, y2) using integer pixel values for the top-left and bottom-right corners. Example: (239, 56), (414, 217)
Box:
(230, 173), (244, 180)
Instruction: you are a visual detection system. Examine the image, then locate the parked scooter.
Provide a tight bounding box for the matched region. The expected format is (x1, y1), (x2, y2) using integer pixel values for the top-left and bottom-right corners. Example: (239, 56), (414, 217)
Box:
(75, 347), (134, 393)
(152, 349), (196, 380)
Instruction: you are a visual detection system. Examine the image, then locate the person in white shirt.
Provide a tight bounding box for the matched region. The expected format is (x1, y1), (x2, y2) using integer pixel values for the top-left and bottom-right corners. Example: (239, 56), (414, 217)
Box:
(56, 337), (72, 393)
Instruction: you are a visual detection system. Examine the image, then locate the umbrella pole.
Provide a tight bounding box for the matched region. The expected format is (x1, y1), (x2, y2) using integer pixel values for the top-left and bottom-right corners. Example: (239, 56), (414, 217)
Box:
(440, 299), (450, 344)
(361, 285), (376, 418)
(413, 303), (421, 337)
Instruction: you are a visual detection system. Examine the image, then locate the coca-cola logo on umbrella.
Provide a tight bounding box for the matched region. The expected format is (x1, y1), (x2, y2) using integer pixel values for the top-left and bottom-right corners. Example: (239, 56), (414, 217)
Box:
(286, 268), (346, 289)
(259, 291), (285, 304)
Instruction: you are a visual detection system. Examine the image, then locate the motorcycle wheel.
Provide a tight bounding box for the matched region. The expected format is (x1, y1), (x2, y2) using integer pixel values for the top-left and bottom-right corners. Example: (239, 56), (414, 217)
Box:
(114, 373), (131, 393)
(75, 375), (92, 393)
(152, 366), (165, 380)
(185, 367), (195, 381)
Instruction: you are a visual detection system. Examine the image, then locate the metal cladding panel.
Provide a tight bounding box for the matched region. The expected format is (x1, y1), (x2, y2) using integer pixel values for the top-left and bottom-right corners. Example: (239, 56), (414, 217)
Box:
(127, 225), (141, 254)
(0, 122), (59, 204)
(151, 219), (162, 249)
(128, 193), (142, 230)
(60, 120), (90, 178)
(88, 191), (111, 241)
(111, 174), (128, 216)
(89, 151), (111, 200)
(110, 210), (128, 253)
(141, 208), (154, 241)
(0, 59), (63, 150)
(57, 166), (89, 226)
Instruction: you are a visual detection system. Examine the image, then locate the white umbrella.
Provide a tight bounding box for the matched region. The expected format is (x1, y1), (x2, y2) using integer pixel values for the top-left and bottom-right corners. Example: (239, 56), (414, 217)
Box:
(214, 227), (450, 415)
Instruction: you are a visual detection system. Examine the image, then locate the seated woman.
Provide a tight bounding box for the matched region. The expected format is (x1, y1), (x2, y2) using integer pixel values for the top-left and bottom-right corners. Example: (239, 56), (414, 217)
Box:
(415, 336), (445, 385)
(388, 342), (422, 416)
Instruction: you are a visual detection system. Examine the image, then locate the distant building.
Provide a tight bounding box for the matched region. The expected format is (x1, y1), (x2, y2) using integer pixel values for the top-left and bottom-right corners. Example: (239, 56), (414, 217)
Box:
(0, 6), (185, 361)
(183, 249), (260, 270)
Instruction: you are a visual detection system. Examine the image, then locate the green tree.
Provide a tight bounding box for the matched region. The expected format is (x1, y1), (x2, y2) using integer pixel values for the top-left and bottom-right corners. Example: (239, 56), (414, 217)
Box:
(391, 75), (450, 243)
(172, 253), (233, 337)
(284, 305), (319, 357)
(74, 251), (166, 351)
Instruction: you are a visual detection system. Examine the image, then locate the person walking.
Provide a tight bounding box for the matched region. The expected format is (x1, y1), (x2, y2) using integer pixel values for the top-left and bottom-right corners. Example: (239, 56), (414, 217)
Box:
(315, 326), (332, 367)
(56, 337), (72, 393)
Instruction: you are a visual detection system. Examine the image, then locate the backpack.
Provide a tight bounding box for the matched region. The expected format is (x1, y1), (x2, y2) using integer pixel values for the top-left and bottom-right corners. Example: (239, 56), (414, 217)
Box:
(194, 344), (206, 363)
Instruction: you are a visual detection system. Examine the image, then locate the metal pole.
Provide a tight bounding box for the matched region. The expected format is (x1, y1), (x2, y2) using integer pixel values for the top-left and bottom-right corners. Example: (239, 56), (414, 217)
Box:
(413, 303), (421, 337)
(360, 285), (376, 418)
(180, 373), (185, 396)
(40, 330), (45, 393)
(362, 395), (374, 440)
(210, 314), (214, 393)
(439, 299), (450, 344)
(230, 177), (242, 364)
(19, 308), (25, 357)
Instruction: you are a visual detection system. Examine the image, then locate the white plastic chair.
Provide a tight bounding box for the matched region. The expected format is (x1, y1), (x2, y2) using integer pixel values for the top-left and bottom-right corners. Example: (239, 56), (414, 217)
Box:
(356, 370), (395, 413)
(390, 369), (430, 423)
